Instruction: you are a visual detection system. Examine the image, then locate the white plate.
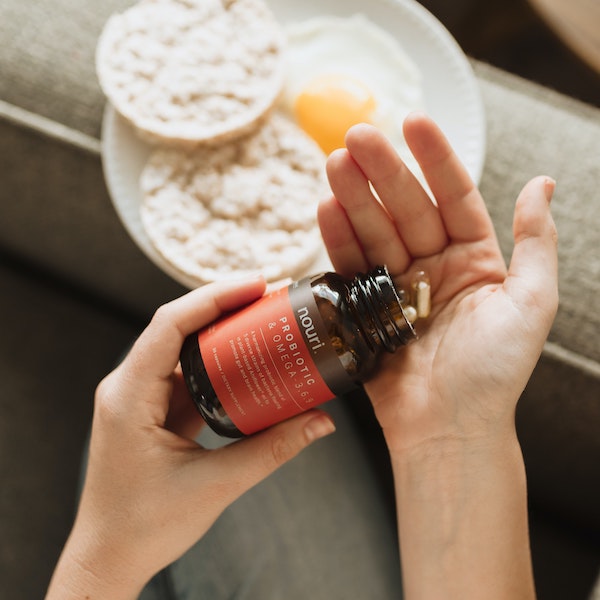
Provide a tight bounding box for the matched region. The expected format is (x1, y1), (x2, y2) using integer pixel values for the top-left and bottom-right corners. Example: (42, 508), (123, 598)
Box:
(101, 0), (486, 290)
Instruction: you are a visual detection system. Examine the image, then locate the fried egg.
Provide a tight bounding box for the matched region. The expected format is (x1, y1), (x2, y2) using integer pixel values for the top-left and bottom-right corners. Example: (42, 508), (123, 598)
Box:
(281, 14), (424, 168)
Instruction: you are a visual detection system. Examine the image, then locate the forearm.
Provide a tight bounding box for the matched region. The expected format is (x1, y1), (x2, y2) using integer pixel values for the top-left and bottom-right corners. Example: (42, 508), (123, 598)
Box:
(392, 432), (536, 600)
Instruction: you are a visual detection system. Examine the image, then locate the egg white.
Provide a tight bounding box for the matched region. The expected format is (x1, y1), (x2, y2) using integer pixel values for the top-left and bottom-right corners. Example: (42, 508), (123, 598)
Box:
(281, 14), (425, 175)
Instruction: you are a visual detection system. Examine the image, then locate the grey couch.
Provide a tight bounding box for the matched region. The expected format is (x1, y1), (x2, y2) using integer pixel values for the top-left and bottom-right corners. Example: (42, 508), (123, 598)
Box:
(1, 1), (599, 599)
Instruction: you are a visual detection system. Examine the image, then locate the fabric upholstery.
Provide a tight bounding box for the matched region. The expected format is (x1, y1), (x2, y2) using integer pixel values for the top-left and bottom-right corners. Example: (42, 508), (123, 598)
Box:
(0, 258), (139, 599)
(1, 0), (135, 138)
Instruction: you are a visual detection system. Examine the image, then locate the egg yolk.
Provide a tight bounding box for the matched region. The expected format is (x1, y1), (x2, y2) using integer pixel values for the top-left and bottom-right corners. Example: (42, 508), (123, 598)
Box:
(294, 74), (377, 154)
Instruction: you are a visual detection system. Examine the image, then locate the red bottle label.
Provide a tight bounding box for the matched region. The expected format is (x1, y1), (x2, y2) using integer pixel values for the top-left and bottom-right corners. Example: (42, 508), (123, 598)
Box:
(198, 278), (355, 434)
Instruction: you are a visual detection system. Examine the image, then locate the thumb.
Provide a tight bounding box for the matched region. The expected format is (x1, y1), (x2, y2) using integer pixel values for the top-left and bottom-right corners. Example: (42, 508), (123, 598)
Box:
(206, 410), (336, 502)
(504, 175), (559, 327)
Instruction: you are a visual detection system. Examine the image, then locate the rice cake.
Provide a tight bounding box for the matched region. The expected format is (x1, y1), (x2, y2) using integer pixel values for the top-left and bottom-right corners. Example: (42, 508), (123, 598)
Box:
(140, 113), (328, 283)
(96, 0), (285, 146)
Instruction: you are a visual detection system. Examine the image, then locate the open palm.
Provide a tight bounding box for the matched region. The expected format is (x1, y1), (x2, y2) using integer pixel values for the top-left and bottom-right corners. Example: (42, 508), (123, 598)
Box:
(318, 114), (558, 455)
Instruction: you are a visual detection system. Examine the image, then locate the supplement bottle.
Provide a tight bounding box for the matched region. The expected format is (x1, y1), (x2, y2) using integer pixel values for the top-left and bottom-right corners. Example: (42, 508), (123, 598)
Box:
(180, 265), (417, 437)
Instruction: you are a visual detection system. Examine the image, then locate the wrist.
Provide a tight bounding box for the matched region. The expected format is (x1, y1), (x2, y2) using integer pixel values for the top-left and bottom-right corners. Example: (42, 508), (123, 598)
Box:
(389, 425), (521, 470)
(390, 432), (535, 600)
(390, 428), (528, 514)
(46, 525), (148, 600)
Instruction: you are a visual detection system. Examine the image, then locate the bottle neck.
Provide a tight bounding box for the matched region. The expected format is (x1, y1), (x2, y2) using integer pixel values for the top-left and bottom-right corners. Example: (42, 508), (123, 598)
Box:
(350, 266), (416, 352)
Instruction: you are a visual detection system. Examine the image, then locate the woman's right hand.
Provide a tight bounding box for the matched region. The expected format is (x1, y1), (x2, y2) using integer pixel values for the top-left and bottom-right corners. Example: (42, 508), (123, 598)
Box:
(319, 114), (558, 599)
(319, 113), (558, 459)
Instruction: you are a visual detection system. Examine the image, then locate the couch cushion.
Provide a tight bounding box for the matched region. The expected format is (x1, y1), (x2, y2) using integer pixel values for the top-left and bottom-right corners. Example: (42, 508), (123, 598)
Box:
(475, 63), (600, 367)
(0, 257), (140, 599)
(474, 62), (600, 532)
(0, 104), (187, 318)
(1, 0), (135, 138)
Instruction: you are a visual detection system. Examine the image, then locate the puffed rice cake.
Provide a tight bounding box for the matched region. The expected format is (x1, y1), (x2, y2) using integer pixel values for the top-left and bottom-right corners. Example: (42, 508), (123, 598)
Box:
(140, 113), (328, 283)
(96, 0), (286, 146)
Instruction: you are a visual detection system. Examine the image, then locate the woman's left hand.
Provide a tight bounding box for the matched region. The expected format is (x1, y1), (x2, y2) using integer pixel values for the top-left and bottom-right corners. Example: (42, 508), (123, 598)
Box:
(46, 278), (335, 600)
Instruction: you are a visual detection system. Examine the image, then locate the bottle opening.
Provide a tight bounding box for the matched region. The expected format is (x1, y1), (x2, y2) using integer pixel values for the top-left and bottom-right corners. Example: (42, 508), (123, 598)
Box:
(354, 265), (417, 352)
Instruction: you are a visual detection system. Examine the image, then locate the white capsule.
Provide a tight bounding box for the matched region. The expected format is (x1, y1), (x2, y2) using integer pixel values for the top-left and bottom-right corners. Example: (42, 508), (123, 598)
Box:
(411, 270), (431, 319)
(402, 304), (418, 324)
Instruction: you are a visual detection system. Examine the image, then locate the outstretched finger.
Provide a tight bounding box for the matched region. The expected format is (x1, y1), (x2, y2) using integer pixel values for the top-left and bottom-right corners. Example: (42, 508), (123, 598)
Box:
(318, 194), (370, 277)
(403, 112), (495, 244)
(504, 176), (559, 329)
(344, 123), (448, 260)
(325, 146), (410, 274)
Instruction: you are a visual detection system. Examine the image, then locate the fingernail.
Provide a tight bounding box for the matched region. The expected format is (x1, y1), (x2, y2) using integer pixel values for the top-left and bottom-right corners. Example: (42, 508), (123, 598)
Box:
(265, 278), (292, 294)
(544, 177), (556, 203)
(229, 273), (265, 284)
(304, 414), (336, 443)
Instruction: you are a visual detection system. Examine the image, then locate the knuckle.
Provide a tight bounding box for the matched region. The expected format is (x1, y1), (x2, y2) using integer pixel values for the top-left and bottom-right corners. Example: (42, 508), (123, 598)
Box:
(94, 371), (114, 405)
(150, 303), (174, 329)
(93, 372), (124, 425)
(265, 431), (296, 470)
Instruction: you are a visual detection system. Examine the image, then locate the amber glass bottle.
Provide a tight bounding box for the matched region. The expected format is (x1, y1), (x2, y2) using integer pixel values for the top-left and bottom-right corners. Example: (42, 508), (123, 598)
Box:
(180, 265), (416, 437)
